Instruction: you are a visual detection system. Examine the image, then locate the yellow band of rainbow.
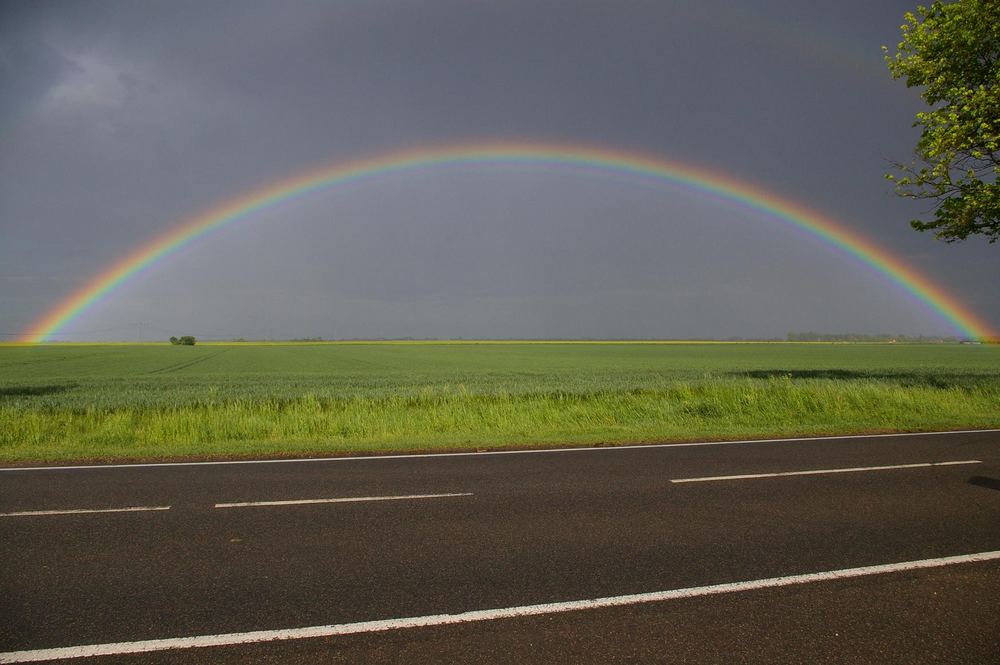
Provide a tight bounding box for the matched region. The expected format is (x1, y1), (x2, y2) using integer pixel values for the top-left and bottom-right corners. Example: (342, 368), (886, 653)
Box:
(19, 141), (997, 342)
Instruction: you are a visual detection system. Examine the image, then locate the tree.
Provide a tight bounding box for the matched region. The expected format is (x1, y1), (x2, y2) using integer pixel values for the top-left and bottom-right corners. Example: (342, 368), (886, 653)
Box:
(884, 0), (1000, 242)
(169, 336), (196, 345)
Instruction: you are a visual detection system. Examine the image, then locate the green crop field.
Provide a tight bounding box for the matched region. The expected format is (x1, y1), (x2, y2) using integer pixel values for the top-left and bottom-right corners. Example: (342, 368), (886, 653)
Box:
(1, 341), (998, 463)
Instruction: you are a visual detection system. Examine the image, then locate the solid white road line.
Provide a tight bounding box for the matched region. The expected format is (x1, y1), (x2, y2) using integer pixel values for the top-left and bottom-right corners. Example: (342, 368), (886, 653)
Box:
(2, 428), (996, 472)
(214, 492), (473, 508)
(0, 506), (170, 518)
(670, 459), (982, 484)
(2, 550), (998, 663)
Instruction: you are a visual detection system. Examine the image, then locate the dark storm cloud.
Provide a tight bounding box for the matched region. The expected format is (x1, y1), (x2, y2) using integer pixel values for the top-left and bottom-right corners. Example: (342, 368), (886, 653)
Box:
(1, 0), (996, 340)
(0, 35), (71, 125)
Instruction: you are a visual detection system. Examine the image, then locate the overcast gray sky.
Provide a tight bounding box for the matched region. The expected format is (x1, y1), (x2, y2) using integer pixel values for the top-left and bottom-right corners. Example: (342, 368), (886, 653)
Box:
(2, 0), (997, 341)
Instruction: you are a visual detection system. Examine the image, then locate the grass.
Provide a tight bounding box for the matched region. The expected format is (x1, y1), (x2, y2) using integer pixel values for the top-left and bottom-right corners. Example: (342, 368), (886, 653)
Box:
(1, 342), (998, 462)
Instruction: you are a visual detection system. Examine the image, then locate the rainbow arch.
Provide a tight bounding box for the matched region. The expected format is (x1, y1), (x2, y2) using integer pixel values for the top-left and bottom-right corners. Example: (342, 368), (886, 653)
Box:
(19, 141), (998, 342)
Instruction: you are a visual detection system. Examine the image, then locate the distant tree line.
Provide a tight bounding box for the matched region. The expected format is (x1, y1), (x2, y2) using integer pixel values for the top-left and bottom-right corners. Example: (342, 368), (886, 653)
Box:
(169, 336), (197, 346)
(786, 332), (965, 343)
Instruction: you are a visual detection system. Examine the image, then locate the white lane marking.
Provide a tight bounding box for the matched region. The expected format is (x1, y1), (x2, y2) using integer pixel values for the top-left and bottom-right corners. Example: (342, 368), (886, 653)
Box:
(2, 428), (997, 472)
(670, 460), (982, 484)
(0, 506), (170, 517)
(215, 492), (472, 508)
(2, 550), (998, 663)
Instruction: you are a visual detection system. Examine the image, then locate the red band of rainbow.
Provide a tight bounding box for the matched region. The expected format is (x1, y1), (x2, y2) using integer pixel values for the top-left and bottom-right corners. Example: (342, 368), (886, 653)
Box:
(19, 142), (997, 342)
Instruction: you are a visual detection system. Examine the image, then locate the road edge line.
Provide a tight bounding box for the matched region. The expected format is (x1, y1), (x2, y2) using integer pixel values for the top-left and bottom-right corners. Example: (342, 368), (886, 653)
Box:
(3, 550), (999, 663)
(2, 428), (998, 472)
(0, 506), (170, 518)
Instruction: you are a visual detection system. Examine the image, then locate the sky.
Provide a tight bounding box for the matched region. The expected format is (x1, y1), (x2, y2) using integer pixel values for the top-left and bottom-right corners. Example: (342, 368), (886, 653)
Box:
(2, 0), (998, 341)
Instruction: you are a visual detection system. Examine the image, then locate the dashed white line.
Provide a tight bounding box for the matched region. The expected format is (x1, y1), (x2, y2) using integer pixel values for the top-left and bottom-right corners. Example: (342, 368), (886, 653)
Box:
(670, 459), (982, 483)
(0, 506), (170, 518)
(214, 492), (473, 508)
(2, 550), (998, 663)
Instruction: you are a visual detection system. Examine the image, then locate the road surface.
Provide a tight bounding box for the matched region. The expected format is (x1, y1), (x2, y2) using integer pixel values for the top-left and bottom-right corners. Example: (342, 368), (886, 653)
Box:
(2, 430), (999, 663)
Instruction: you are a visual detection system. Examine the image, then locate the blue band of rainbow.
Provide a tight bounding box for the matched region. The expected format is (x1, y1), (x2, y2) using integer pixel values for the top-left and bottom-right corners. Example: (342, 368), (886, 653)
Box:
(20, 142), (997, 342)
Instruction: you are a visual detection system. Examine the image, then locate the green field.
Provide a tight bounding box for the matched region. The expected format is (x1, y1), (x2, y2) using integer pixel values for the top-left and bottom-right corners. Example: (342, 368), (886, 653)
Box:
(1, 342), (998, 463)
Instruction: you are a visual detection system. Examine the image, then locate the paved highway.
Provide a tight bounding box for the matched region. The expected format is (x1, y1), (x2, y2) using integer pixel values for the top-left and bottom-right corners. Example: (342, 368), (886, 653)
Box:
(1, 430), (999, 663)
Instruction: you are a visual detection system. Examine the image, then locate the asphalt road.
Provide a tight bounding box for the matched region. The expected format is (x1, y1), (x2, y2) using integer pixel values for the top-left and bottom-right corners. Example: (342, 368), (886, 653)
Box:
(1, 431), (999, 663)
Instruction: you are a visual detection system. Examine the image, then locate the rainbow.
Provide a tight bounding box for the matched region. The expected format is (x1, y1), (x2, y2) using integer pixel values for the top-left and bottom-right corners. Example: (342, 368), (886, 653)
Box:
(19, 141), (997, 342)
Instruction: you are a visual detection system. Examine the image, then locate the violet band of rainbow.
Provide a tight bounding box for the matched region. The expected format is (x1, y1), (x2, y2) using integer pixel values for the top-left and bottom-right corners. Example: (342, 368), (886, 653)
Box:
(19, 142), (997, 342)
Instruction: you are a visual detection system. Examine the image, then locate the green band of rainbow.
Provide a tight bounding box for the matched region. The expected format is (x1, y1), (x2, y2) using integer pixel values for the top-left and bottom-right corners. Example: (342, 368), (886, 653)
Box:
(20, 141), (997, 342)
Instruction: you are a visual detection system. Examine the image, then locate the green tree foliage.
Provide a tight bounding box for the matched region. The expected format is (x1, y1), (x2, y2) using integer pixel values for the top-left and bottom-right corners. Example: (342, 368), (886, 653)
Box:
(169, 336), (196, 345)
(884, 0), (1000, 242)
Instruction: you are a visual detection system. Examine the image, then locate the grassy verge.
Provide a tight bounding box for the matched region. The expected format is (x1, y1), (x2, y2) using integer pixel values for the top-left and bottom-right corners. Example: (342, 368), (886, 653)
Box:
(3, 376), (998, 463)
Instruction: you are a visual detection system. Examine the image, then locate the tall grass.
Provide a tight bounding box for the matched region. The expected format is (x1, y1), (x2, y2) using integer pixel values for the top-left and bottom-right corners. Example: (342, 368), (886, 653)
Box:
(3, 376), (998, 462)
